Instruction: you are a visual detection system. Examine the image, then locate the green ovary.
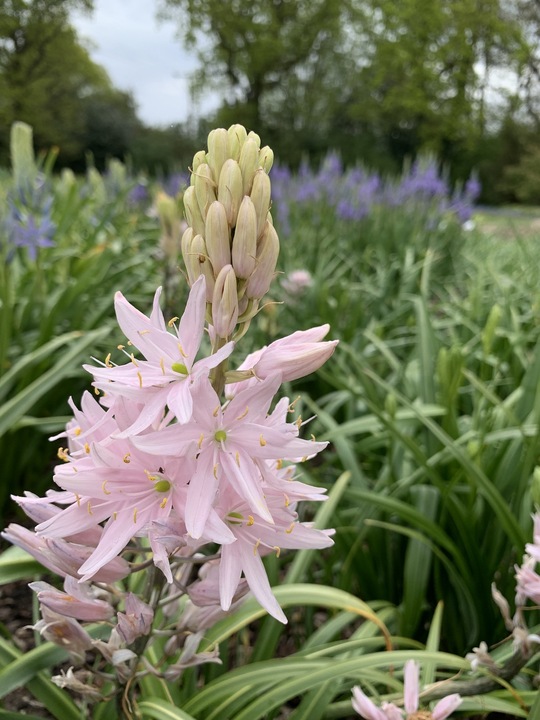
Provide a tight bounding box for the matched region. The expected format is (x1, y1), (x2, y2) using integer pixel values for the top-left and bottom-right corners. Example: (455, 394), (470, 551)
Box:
(171, 362), (188, 375)
(214, 429), (227, 442)
(154, 479), (171, 493)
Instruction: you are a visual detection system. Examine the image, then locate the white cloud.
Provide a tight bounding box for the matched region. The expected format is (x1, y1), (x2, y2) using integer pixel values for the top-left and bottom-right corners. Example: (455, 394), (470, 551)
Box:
(71, 0), (219, 125)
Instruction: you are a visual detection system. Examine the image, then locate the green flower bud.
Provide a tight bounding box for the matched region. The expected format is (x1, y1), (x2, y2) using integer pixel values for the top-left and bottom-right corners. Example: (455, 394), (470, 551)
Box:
(191, 150), (207, 179)
(246, 220), (279, 298)
(482, 304), (502, 356)
(218, 159), (243, 227)
(207, 128), (230, 182)
(205, 201), (231, 275)
(247, 131), (261, 148)
(239, 138), (260, 196)
(183, 185), (206, 237)
(259, 146), (274, 173)
(250, 168), (272, 239)
(184, 233), (215, 299)
(228, 124), (248, 161)
(212, 264), (238, 338)
(194, 163), (217, 219)
(232, 196), (257, 279)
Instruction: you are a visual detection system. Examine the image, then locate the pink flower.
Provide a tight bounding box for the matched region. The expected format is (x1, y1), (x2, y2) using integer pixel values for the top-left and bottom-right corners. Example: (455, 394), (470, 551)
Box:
(30, 577), (114, 621)
(281, 269), (313, 295)
(352, 661), (462, 720)
(85, 276), (234, 431)
(116, 594), (154, 644)
(133, 373), (328, 540)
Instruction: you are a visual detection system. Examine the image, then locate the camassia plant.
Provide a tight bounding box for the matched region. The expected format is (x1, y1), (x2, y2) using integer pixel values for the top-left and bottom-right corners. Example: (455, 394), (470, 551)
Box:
(1, 126), (338, 714)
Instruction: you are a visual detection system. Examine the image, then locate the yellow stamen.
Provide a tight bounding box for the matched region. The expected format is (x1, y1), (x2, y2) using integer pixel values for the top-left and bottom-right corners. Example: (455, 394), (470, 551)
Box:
(160, 357), (166, 375)
(276, 459), (283, 470)
(212, 405), (220, 417)
(138, 329), (150, 335)
(253, 539), (261, 555)
(94, 387), (100, 396)
(137, 371), (143, 388)
(288, 396), (301, 413)
(123, 453), (131, 463)
(235, 451), (241, 467)
(84, 442), (91, 454)
(87, 501), (93, 515)
(295, 415), (303, 429)
(133, 508), (138, 523)
(130, 353), (139, 367)
(247, 515), (254, 526)
(160, 497), (168, 509)
(236, 406), (249, 420)
(177, 342), (187, 357)
(286, 522), (295, 534)
(74, 427), (82, 437)
(284, 494), (290, 507)
(127, 340), (133, 346)
(168, 316), (179, 327)
(75, 493), (81, 507)
(105, 352), (112, 368)
(311, 434), (316, 442)
(259, 434), (266, 447)
(57, 447), (69, 462)
(117, 344), (125, 350)
(198, 433), (204, 450)
(101, 481), (111, 495)
(301, 456), (308, 463)
(274, 546), (281, 558)
(113, 511), (117, 520)
(213, 463), (219, 479)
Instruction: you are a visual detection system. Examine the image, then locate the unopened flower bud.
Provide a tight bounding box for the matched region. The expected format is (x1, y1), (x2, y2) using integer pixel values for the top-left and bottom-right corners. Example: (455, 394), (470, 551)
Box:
(184, 233), (215, 299)
(250, 169), (272, 238)
(228, 124), (248, 161)
(205, 201), (231, 275)
(247, 130), (261, 148)
(218, 159), (243, 226)
(207, 128), (230, 182)
(259, 146), (274, 173)
(239, 138), (260, 195)
(246, 220), (279, 298)
(194, 163), (216, 218)
(191, 150), (207, 177)
(183, 185), (205, 236)
(116, 594), (154, 644)
(212, 264), (239, 337)
(181, 225), (194, 264)
(232, 196), (257, 279)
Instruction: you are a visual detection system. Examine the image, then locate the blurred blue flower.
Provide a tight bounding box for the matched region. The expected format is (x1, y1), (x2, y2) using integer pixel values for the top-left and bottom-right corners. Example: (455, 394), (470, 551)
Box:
(7, 211), (56, 260)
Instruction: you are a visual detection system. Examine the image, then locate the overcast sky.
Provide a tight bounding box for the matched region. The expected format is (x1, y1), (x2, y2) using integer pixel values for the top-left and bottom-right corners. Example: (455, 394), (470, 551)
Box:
(71, 0), (220, 126)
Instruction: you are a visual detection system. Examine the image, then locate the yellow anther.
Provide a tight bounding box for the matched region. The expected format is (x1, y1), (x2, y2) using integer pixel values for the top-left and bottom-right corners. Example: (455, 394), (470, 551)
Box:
(160, 357), (166, 375)
(276, 459), (283, 470)
(213, 463), (219, 479)
(87, 501), (93, 515)
(75, 493), (81, 507)
(253, 539), (261, 555)
(259, 434), (266, 447)
(301, 456), (308, 463)
(138, 329), (150, 335)
(168, 316), (179, 327)
(160, 497), (168, 509)
(72, 466), (78, 473)
(127, 340), (133, 346)
(105, 352), (112, 367)
(311, 434), (316, 442)
(74, 427), (82, 437)
(295, 415), (303, 428)
(133, 508), (138, 523)
(101, 481), (111, 495)
(288, 396), (301, 412)
(117, 344), (125, 350)
(284, 494), (290, 507)
(94, 387), (100, 396)
(113, 511), (118, 520)
(285, 522), (295, 534)
(137, 371), (143, 388)
(235, 451), (241, 467)
(144, 469), (157, 481)
(247, 515), (254, 526)
(130, 353), (139, 367)
(274, 546), (281, 558)
(198, 433), (204, 449)
(57, 447), (69, 462)
(84, 442), (91, 454)
(212, 405), (220, 417)
(123, 453), (131, 463)
(177, 342), (187, 357)
(236, 406), (249, 420)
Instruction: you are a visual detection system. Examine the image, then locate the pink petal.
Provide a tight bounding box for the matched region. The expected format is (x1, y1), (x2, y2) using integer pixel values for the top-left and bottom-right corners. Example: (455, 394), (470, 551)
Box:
(225, 373), (282, 424)
(403, 660), (419, 714)
(167, 380), (193, 424)
(431, 694), (462, 720)
(185, 450), (220, 539)
(150, 286), (167, 331)
(178, 276), (206, 363)
(351, 687), (387, 720)
(238, 542), (287, 623)
(221, 452), (273, 524)
(219, 543), (243, 610)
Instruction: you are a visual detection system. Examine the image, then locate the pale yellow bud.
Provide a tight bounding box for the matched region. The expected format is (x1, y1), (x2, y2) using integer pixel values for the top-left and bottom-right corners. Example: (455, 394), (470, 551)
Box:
(239, 138), (260, 196)
(232, 196), (257, 279)
(181, 225), (194, 265)
(194, 163), (217, 219)
(212, 264), (238, 338)
(207, 128), (230, 182)
(247, 131), (261, 148)
(259, 146), (274, 173)
(185, 233), (215, 299)
(218, 159), (243, 227)
(246, 220), (279, 298)
(191, 150), (207, 180)
(250, 169), (272, 239)
(205, 201), (231, 275)
(228, 124), (248, 161)
(183, 185), (206, 237)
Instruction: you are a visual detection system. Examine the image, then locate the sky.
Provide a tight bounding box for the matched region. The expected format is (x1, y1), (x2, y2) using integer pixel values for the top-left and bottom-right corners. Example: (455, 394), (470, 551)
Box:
(71, 0), (220, 127)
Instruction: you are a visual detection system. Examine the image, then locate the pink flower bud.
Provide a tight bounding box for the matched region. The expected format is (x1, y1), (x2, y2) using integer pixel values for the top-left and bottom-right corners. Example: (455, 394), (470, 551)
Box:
(212, 264), (238, 338)
(116, 593), (154, 644)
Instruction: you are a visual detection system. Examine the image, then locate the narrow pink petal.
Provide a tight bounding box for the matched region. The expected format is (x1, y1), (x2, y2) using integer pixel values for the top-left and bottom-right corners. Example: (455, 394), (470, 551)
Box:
(232, 424), (327, 459)
(351, 687), (387, 720)
(431, 694), (462, 720)
(193, 341), (235, 374)
(185, 450), (220, 539)
(219, 543), (243, 610)
(178, 276), (206, 363)
(221, 452), (273, 524)
(239, 543), (287, 623)
(131, 423), (202, 456)
(225, 373), (282, 425)
(167, 380), (193, 424)
(150, 286), (167, 331)
(403, 660), (419, 714)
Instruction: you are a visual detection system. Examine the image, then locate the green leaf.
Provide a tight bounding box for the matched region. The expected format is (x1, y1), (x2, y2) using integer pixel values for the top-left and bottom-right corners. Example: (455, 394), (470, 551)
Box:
(138, 698), (199, 720)
(0, 546), (44, 584)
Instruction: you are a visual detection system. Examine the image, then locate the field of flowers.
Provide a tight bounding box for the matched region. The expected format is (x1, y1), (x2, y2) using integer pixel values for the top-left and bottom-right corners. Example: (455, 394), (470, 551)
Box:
(0, 123), (539, 720)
